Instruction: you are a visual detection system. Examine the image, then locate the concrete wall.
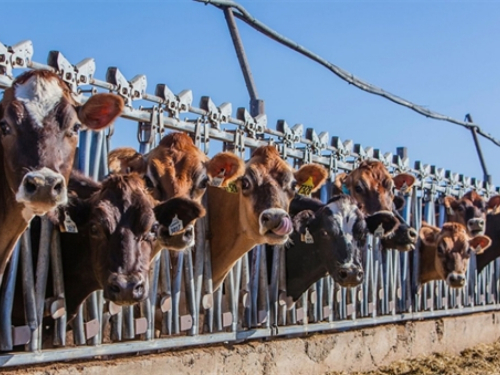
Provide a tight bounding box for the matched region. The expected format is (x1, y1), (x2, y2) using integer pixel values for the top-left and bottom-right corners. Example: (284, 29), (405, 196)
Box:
(5, 312), (500, 375)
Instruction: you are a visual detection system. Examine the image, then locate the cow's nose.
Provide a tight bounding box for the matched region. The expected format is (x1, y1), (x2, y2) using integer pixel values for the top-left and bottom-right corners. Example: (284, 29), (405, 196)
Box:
(407, 227), (418, 241)
(20, 169), (66, 205)
(183, 225), (194, 243)
(259, 208), (292, 236)
(447, 273), (466, 288)
(106, 276), (147, 304)
(337, 266), (364, 286)
(468, 218), (485, 231)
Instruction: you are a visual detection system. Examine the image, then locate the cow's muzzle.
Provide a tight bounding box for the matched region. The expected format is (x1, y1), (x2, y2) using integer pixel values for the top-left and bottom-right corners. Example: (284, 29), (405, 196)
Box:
(333, 264), (364, 287)
(105, 273), (148, 305)
(446, 272), (466, 288)
(259, 209), (293, 239)
(16, 168), (67, 213)
(468, 218), (485, 236)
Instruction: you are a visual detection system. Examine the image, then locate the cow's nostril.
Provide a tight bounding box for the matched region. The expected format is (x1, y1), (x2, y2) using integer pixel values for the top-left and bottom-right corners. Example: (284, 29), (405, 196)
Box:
(261, 213), (270, 223)
(134, 283), (144, 295)
(339, 270), (348, 279)
(109, 284), (121, 294)
(25, 181), (37, 194)
(408, 228), (417, 239)
(53, 182), (63, 194)
(357, 271), (364, 280)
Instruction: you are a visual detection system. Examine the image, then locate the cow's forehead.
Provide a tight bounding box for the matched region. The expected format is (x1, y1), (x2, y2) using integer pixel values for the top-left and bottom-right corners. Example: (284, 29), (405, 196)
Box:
(325, 197), (360, 232)
(12, 74), (66, 128)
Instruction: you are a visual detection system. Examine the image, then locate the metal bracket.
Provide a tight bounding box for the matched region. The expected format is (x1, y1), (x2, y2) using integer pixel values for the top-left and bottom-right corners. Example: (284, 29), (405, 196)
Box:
(137, 106), (160, 146)
(306, 128), (328, 155)
(354, 143), (374, 161)
(0, 40), (33, 78)
(236, 107), (266, 138)
(276, 120), (302, 159)
(199, 96), (232, 129)
(331, 137), (353, 166)
(155, 83), (193, 119)
(106, 67), (147, 106)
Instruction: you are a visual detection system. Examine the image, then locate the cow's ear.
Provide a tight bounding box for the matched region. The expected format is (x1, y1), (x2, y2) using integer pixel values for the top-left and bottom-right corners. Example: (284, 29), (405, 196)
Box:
(55, 197), (91, 228)
(487, 196), (500, 214)
(292, 210), (315, 234)
(366, 211), (398, 235)
(443, 196), (459, 216)
(108, 147), (147, 175)
(207, 152), (244, 187)
(469, 235), (491, 254)
(393, 173), (416, 191)
(393, 196), (406, 211)
(294, 164), (328, 193)
(154, 197), (206, 229)
(77, 93), (124, 130)
(419, 224), (440, 247)
(332, 173), (348, 195)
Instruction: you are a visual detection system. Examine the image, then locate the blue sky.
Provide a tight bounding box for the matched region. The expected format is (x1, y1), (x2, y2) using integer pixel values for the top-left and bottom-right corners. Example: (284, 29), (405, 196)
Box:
(1, 1), (500, 185)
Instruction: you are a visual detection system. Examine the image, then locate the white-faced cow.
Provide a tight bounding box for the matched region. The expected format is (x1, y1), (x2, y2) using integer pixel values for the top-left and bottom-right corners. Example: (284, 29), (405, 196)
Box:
(418, 222), (491, 288)
(108, 132), (244, 251)
(208, 146), (328, 290)
(0, 70), (123, 281)
(333, 160), (418, 251)
(285, 195), (398, 301)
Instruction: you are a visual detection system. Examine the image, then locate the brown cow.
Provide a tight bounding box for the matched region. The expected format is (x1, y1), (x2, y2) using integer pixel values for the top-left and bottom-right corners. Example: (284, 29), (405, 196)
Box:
(208, 146), (328, 290)
(108, 132), (244, 250)
(0, 70), (123, 281)
(443, 190), (487, 236)
(418, 222), (491, 287)
(333, 160), (418, 250)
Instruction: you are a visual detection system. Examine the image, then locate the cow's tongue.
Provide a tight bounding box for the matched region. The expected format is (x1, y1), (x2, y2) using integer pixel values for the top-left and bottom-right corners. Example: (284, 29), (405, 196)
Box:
(272, 217), (292, 236)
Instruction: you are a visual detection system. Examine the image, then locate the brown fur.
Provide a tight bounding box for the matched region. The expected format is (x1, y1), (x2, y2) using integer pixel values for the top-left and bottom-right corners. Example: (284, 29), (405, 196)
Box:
(419, 222), (491, 287)
(209, 146), (327, 289)
(0, 70), (123, 281)
(443, 190), (487, 236)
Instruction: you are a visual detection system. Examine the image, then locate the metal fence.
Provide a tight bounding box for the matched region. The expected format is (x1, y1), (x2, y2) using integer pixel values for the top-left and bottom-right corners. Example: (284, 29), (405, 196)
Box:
(0, 39), (499, 368)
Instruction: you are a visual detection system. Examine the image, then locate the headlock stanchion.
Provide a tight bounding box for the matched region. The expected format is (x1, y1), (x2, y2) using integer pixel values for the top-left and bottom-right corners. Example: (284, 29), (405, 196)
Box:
(0, 39), (500, 368)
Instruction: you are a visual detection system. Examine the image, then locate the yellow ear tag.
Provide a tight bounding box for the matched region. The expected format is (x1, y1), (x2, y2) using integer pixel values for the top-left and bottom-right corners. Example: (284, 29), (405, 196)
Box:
(225, 181), (239, 194)
(298, 176), (314, 196)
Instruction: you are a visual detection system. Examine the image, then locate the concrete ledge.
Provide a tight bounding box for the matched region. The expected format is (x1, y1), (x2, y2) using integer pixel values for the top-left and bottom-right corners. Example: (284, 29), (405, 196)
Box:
(5, 311), (500, 374)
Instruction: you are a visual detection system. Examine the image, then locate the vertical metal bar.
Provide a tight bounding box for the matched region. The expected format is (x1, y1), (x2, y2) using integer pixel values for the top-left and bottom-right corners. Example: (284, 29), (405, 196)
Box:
(223, 7), (264, 116)
(171, 251), (184, 334)
(145, 253), (161, 340)
(90, 130), (104, 181)
(0, 241), (20, 350)
(35, 217), (52, 348)
(466, 114), (492, 185)
(160, 250), (172, 336)
(183, 250), (197, 336)
(72, 305), (86, 345)
(193, 216), (206, 334)
(257, 246), (270, 328)
(122, 305), (135, 340)
(50, 229), (67, 347)
(202, 238), (214, 333)
(86, 292), (101, 345)
(21, 230), (38, 351)
(78, 130), (92, 177)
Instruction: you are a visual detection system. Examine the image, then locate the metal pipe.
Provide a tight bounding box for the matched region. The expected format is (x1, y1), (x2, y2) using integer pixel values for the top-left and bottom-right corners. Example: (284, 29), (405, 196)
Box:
(50, 229), (67, 347)
(0, 242), (20, 350)
(20, 230), (38, 351)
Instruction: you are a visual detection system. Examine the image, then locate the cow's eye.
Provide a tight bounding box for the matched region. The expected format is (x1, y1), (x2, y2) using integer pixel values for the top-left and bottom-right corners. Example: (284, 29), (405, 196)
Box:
(321, 230), (328, 237)
(290, 180), (297, 190)
(437, 244), (446, 254)
(90, 224), (99, 236)
(354, 185), (363, 194)
(199, 177), (209, 189)
(144, 175), (155, 189)
(457, 206), (465, 212)
(0, 120), (11, 136)
(241, 177), (250, 190)
(151, 222), (159, 233)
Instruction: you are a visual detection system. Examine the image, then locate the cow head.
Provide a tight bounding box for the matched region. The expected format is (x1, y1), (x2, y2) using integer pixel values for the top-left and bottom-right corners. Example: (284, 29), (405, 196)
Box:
(292, 195), (397, 287)
(419, 222), (491, 288)
(444, 190), (487, 236)
(380, 195), (418, 251)
(0, 70), (123, 221)
(231, 146), (327, 245)
(64, 174), (157, 305)
(108, 132), (244, 250)
(333, 161), (417, 246)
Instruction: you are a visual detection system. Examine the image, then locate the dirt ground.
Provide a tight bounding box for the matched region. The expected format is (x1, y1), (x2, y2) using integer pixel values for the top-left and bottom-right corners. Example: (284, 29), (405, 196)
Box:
(329, 340), (500, 375)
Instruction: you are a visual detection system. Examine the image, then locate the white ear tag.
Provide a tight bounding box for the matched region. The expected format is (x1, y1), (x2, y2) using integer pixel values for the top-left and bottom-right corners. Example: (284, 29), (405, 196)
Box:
(60, 210), (78, 233)
(446, 206), (455, 216)
(400, 181), (409, 193)
(168, 214), (184, 236)
(301, 228), (314, 244)
(211, 169), (226, 187)
(374, 223), (384, 238)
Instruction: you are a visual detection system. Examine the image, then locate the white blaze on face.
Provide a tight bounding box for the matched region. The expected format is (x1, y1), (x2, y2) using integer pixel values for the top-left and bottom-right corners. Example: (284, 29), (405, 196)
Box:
(14, 75), (64, 127)
(326, 198), (360, 264)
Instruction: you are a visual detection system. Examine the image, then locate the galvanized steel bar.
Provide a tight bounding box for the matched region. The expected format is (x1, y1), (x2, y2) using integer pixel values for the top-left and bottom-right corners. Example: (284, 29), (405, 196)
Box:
(0, 242), (20, 350)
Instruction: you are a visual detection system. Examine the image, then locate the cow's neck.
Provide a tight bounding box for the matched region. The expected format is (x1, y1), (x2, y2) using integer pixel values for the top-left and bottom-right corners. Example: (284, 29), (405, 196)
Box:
(285, 233), (327, 301)
(208, 186), (258, 290)
(0, 145), (29, 282)
(478, 215), (500, 273)
(59, 231), (101, 319)
(419, 243), (441, 283)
